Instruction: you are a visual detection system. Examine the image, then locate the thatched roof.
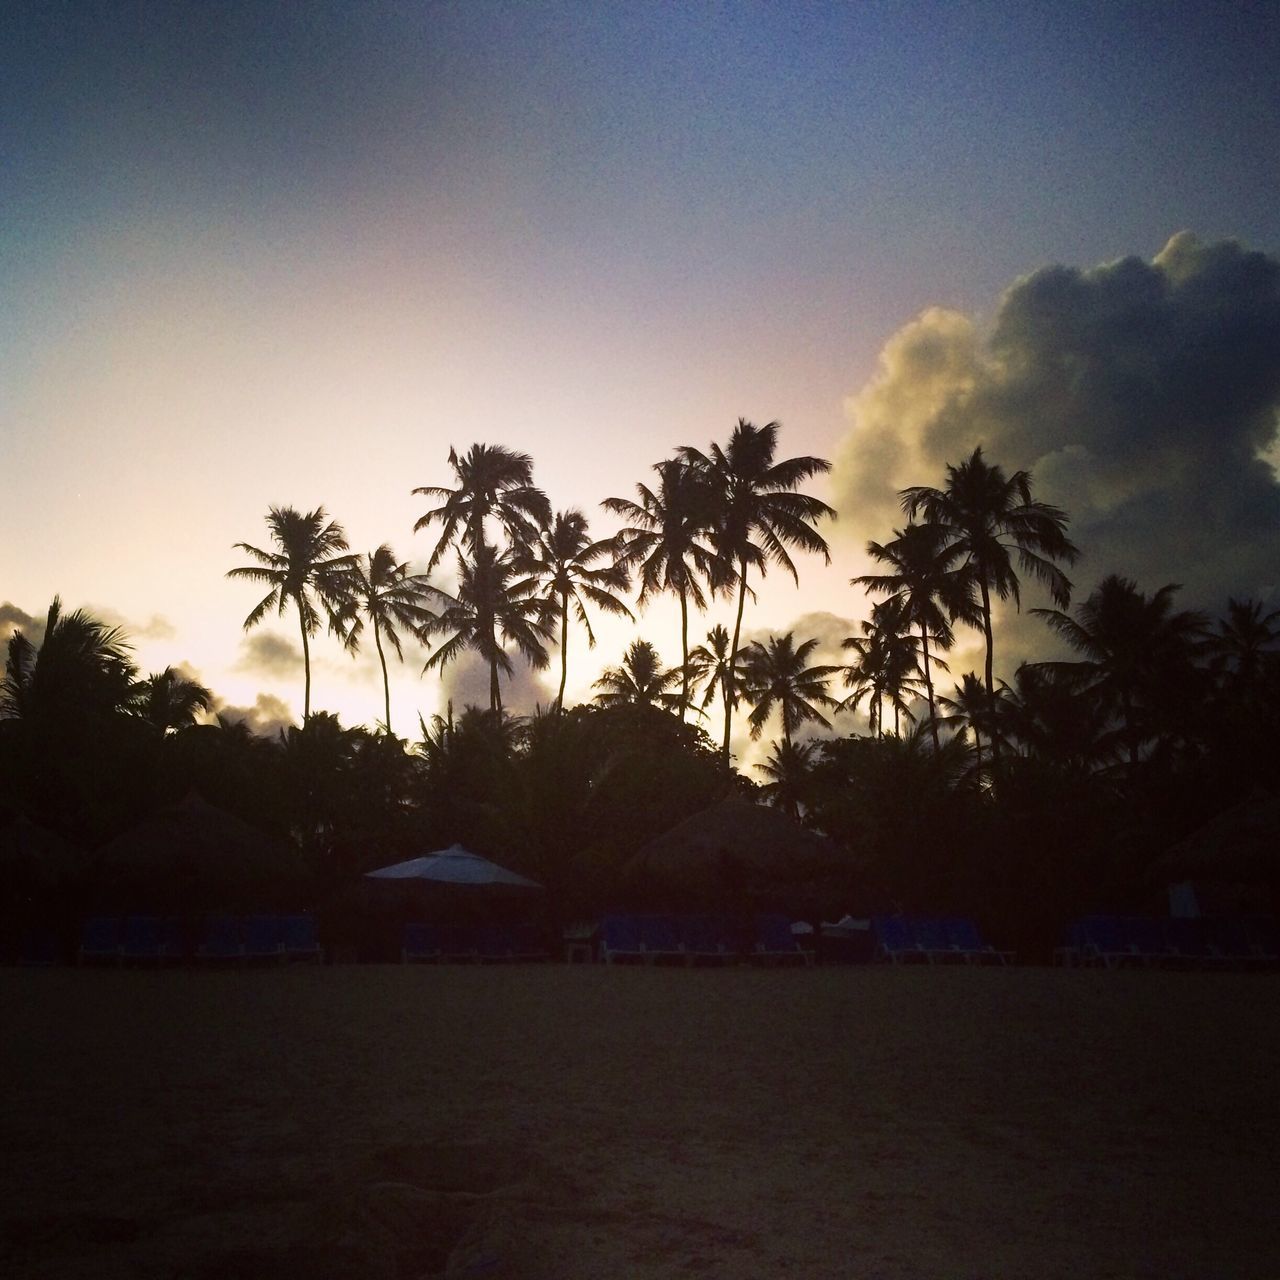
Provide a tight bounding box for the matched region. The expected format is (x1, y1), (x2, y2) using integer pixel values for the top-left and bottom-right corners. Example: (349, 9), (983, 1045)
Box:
(93, 792), (308, 910)
(1155, 792), (1280, 885)
(626, 797), (851, 911)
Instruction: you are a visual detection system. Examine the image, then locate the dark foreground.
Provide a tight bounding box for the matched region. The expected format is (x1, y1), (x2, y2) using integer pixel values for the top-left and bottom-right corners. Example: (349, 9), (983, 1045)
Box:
(2, 966), (1278, 1279)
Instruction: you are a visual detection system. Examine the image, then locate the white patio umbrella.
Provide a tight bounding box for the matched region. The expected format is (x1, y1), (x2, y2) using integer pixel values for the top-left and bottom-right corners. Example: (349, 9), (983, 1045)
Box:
(364, 844), (542, 891)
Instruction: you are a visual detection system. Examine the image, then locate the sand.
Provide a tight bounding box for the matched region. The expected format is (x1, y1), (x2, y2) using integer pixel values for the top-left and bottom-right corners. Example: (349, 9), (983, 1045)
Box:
(2, 965), (1278, 1279)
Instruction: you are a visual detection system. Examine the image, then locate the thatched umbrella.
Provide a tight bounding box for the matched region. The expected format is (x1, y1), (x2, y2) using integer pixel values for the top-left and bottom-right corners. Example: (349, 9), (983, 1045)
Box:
(625, 796), (854, 915)
(93, 792), (309, 912)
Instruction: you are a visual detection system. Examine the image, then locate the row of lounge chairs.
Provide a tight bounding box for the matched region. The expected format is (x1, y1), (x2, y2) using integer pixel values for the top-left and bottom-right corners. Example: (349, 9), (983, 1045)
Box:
(1057, 915), (1280, 969)
(599, 913), (812, 965)
(402, 923), (550, 964)
(78, 914), (322, 964)
(872, 916), (1012, 965)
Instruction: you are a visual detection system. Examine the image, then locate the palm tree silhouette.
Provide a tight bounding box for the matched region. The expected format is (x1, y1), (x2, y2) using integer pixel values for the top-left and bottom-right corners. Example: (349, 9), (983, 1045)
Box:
(1031, 574), (1207, 772)
(685, 623), (735, 722)
(130, 667), (213, 733)
(901, 446), (1077, 757)
(228, 506), (356, 720)
(1204, 597), (1280, 689)
(937, 671), (999, 781)
(738, 632), (839, 747)
(841, 599), (923, 738)
(413, 444), (551, 572)
(678, 419), (833, 763)
(592, 639), (682, 709)
(603, 459), (725, 721)
(514, 509), (633, 713)
(421, 546), (556, 714)
(339, 545), (437, 734)
(852, 522), (975, 750)
(755, 738), (817, 819)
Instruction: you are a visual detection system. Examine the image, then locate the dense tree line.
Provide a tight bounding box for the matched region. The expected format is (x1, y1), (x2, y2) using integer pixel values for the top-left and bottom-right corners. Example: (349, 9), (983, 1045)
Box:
(3, 424), (1278, 952)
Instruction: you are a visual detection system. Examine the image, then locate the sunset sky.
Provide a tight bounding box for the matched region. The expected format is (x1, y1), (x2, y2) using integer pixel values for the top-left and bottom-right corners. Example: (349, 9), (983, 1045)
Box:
(4, 2), (1279, 753)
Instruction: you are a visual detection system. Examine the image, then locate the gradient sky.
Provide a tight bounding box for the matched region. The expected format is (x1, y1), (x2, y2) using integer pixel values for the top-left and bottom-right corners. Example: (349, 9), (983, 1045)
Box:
(4, 2), (1279, 748)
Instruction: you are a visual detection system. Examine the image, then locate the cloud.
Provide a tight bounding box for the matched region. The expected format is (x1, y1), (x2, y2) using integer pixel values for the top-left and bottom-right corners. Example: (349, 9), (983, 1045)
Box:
(832, 233), (1280, 670)
(436, 648), (555, 717)
(0, 602), (42, 645)
(92, 607), (177, 642)
(215, 692), (295, 736)
(234, 631), (303, 676)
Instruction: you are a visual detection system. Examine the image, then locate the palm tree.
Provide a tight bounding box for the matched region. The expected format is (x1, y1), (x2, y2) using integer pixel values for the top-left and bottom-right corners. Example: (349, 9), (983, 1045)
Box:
(602, 459), (726, 720)
(130, 667), (214, 733)
(514, 509), (633, 712)
(1, 597), (137, 723)
(840, 599), (923, 738)
(901, 446), (1077, 754)
(937, 671), (999, 781)
(412, 444), (551, 572)
(227, 506), (356, 719)
(340, 544), (437, 734)
(1031, 574), (1207, 771)
(592, 639), (682, 709)
(738, 632), (839, 746)
(420, 546), (556, 714)
(755, 738), (817, 819)
(852, 522), (975, 749)
(1204, 597), (1280, 689)
(685, 623), (736, 722)
(678, 419), (834, 762)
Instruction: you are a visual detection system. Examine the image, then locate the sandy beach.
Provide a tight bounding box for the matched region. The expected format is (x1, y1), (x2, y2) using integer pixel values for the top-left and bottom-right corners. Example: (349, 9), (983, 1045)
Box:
(3, 965), (1278, 1279)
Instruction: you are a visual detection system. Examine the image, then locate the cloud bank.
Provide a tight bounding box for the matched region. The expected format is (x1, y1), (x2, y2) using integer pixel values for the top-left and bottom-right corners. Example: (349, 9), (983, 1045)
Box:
(833, 234), (1280, 623)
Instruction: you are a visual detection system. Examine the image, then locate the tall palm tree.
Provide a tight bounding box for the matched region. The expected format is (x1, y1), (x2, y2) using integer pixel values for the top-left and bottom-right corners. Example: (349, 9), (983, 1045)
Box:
(514, 509), (633, 712)
(841, 599), (923, 738)
(678, 419), (834, 762)
(592, 639), (682, 709)
(228, 506), (356, 719)
(755, 738), (817, 819)
(901, 446), (1077, 754)
(420, 546), (556, 714)
(937, 671), (999, 782)
(852, 522), (976, 750)
(685, 623), (736, 722)
(602, 459), (726, 720)
(130, 666), (214, 733)
(1, 597), (137, 723)
(412, 444), (551, 572)
(1031, 574), (1207, 772)
(738, 632), (839, 747)
(339, 545), (437, 734)
(1205, 597), (1280, 689)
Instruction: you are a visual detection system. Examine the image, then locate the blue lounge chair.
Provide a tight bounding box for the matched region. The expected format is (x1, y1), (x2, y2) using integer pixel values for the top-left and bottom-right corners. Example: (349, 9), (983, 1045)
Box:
(198, 914), (245, 962)
(281, 914), (323, 963)
(242, 915), (285, 963)
(1164, 917), (1212, 969)
(910, 917), (959, 963)
(439, 924), (480, 962)
(636, 914), (686, 965)
(942, 917), (1011, 965)
(752, 914), (811, 966)
(403, 923), (442, 963)
(600, 915), (645, 964)
(1078, 916), (1135, 968)
(121, 915), (167, 963)
(79, 916), (122, 965)
(478, 925), (517, 962)
(681, 914), (733, 965)
(872, 915), (928, 964)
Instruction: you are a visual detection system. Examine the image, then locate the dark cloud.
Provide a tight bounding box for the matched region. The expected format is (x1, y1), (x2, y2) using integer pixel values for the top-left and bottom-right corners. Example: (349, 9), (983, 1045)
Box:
(215, 692), (295, 737)
(234, 631), (303, 676)
(93, 607), (176, 642)
(0, 602), (42, 644)
(833, 234), (1280, 671)
(436, 649), (554, 718)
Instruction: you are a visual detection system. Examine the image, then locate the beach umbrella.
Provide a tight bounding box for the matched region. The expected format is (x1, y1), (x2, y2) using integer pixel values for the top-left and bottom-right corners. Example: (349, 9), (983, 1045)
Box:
(364, 845), (543, 891)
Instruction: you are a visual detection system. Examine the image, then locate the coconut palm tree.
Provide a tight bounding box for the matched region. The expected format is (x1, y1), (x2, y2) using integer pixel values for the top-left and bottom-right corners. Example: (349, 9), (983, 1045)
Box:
(130, 667), (214, 733)
(755, 738), (817, 819)
(420, 546), (556, 714)
(412, 443), (551, 572)
(602, 459), (727, 720)
(738, 632), (839, 747)
(592, 639), (682, 710)
(901, 446), (1077, 755)
(840, 599), (923, 738)
(339, 544), (437, 734)
(227, 506), (357, 719)
(514, 509), (633, 712)
(685, 623), (735, 722)
(1204, 597), (1280, 689)
(852, 522), (976, 749)
(1, 597), (137, 723)
(937, 671), (999, 781)
(678, 419), (834, 762)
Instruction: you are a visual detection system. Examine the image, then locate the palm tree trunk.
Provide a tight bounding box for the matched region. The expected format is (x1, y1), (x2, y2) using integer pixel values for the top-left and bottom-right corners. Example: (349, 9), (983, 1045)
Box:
(679, 584), (689, 722)
(723, 560), (748, 763)
(920, 621), (939, 751)
(374, 622), (392, 733)
(298, 605), (312, 720)
(979, 575), (1000, 766)
(557, 590), (569, 713)
(490, 656), (501, 715)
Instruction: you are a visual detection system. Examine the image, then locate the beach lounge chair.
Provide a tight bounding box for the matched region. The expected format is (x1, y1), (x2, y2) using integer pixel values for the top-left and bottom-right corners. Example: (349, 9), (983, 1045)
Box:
(242, 915), (286, 963)
(1245, 918), (1279, 969)
(942, 917), (1011, 965)
(680, 914), (734, 965)
(197, 914), (245, 963)
(403, 923), (442, 963)
(1164, 917), (1213, 969)
(281, 914), (322, 962)
(477, 925), (517, 962)
(910, 916), (961, 963)
(872, 915), (928, 963)
(439, 924), (480, 962)
(1077, 916), (1137, 968)
(751, 914), (812, 966)
(636, 915), (686, 965)
(121, 915), (167, 963)
(79, 916), (122, 965)
(600, 915), (645, 964)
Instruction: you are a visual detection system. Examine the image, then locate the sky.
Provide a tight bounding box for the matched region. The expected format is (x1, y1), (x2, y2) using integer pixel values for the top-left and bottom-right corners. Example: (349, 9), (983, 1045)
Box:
(3, 1), (1279, 756)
